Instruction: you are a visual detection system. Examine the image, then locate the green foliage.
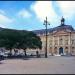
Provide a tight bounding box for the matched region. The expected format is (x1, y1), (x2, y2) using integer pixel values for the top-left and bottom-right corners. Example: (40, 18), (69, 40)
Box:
(0, 29), (21, 50)
(0, 29), (42, 51)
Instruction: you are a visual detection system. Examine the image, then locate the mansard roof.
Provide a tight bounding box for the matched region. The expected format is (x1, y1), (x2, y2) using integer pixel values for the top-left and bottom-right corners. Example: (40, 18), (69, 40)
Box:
(53, 24), (74, 31)
(33, 17), (75, 35)
(33, 24), (74, 35)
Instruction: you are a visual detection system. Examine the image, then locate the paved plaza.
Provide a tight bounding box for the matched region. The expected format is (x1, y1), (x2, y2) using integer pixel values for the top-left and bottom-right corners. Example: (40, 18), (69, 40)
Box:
(0, 56), (75, 74)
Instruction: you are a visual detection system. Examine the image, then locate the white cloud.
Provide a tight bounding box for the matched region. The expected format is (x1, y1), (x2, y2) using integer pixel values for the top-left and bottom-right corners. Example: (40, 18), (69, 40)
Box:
(18, 9), (32, 18)
(0, 9), (5, 14)
(0, 10), (13, 28)
(30, 1), (60, 28)
(0, 14), (13, 24)
(0, 24), (6, 28)
(57, 1), (75, 20)
(30, 1), (75, 28)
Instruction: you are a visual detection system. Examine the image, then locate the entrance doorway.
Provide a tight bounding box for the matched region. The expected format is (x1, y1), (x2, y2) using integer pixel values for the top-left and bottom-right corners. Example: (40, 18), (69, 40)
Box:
(59, 47), (63, 54)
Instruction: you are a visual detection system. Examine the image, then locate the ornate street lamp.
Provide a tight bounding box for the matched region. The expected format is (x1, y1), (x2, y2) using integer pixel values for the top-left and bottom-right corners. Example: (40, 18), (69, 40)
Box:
(43, 17), (50, 58)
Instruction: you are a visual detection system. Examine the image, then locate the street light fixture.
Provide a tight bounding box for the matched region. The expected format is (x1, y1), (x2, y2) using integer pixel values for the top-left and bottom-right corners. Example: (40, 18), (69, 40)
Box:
(43, 17), (50, 58)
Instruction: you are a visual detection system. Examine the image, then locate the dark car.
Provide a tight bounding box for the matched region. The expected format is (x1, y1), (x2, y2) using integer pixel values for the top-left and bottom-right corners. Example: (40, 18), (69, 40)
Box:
(0, 55), (4, 61)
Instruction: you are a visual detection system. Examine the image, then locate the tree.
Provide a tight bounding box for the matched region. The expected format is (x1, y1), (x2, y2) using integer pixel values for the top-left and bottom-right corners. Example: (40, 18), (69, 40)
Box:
(0, 29), (42, 57)
(0, 29), (21, 56)
(16, 31), (42, 56)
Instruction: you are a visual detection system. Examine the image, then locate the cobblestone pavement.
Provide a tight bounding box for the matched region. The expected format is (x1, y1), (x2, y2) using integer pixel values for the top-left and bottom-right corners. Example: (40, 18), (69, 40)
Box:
(0, 56), (75, 74)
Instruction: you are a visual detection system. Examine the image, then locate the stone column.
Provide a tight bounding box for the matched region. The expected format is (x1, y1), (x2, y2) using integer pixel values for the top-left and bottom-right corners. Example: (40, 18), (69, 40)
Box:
(47, 36), (49, 55)
(52, 36), (55, 54)
(69, 32), (71, 55)
(57, 36), (59, 54)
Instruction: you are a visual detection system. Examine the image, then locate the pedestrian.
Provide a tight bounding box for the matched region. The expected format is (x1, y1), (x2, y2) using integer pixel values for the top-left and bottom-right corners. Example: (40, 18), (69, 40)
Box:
(36, 50), (39, 58)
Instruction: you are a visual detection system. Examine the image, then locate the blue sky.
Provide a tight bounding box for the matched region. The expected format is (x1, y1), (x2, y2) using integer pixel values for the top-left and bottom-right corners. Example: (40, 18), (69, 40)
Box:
(0, 1), (75, 31)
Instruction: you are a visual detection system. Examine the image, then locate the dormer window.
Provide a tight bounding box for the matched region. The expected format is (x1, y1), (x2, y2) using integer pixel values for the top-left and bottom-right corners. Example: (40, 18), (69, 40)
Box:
(66, 29), (71, 32)
(53, 30), (57, 33)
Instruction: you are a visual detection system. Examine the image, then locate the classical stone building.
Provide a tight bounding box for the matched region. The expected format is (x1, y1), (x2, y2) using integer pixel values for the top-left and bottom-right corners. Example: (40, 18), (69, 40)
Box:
(33, 17), (75, 56)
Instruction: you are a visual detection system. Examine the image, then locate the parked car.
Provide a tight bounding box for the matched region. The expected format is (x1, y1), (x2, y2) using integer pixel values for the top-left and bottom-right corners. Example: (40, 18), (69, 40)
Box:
(3, 52), (8, 58)
(0, 53), (4, 61)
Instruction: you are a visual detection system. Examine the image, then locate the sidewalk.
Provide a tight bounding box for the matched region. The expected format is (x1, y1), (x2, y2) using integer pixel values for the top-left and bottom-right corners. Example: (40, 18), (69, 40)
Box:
(0, 56), (75, 74)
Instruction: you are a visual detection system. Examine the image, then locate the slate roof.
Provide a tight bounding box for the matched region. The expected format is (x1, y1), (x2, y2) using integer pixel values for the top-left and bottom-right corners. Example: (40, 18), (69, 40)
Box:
(33, 24), (75, 35)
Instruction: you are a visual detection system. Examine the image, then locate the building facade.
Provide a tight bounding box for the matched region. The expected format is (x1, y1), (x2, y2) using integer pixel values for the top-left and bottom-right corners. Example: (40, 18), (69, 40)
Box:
(33, 17), (75, 56)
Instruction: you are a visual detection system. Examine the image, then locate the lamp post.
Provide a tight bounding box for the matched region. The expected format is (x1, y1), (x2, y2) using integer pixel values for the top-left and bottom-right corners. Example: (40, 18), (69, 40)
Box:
(43, 17), (50, 58)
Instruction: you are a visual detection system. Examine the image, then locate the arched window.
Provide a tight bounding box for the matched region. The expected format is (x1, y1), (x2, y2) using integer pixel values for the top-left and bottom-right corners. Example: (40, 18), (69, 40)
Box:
(65, 47), (68, 54)
(59, 36), (63, 45)
(49, 40), (52, 45)
(54, 47), (57, 54)
(71, 47), (74, 53)
(65, 40), (68, 45)
(49, 47), (52, 53)
(54, 40), (58, 45)
(72, 40), (75, 45)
